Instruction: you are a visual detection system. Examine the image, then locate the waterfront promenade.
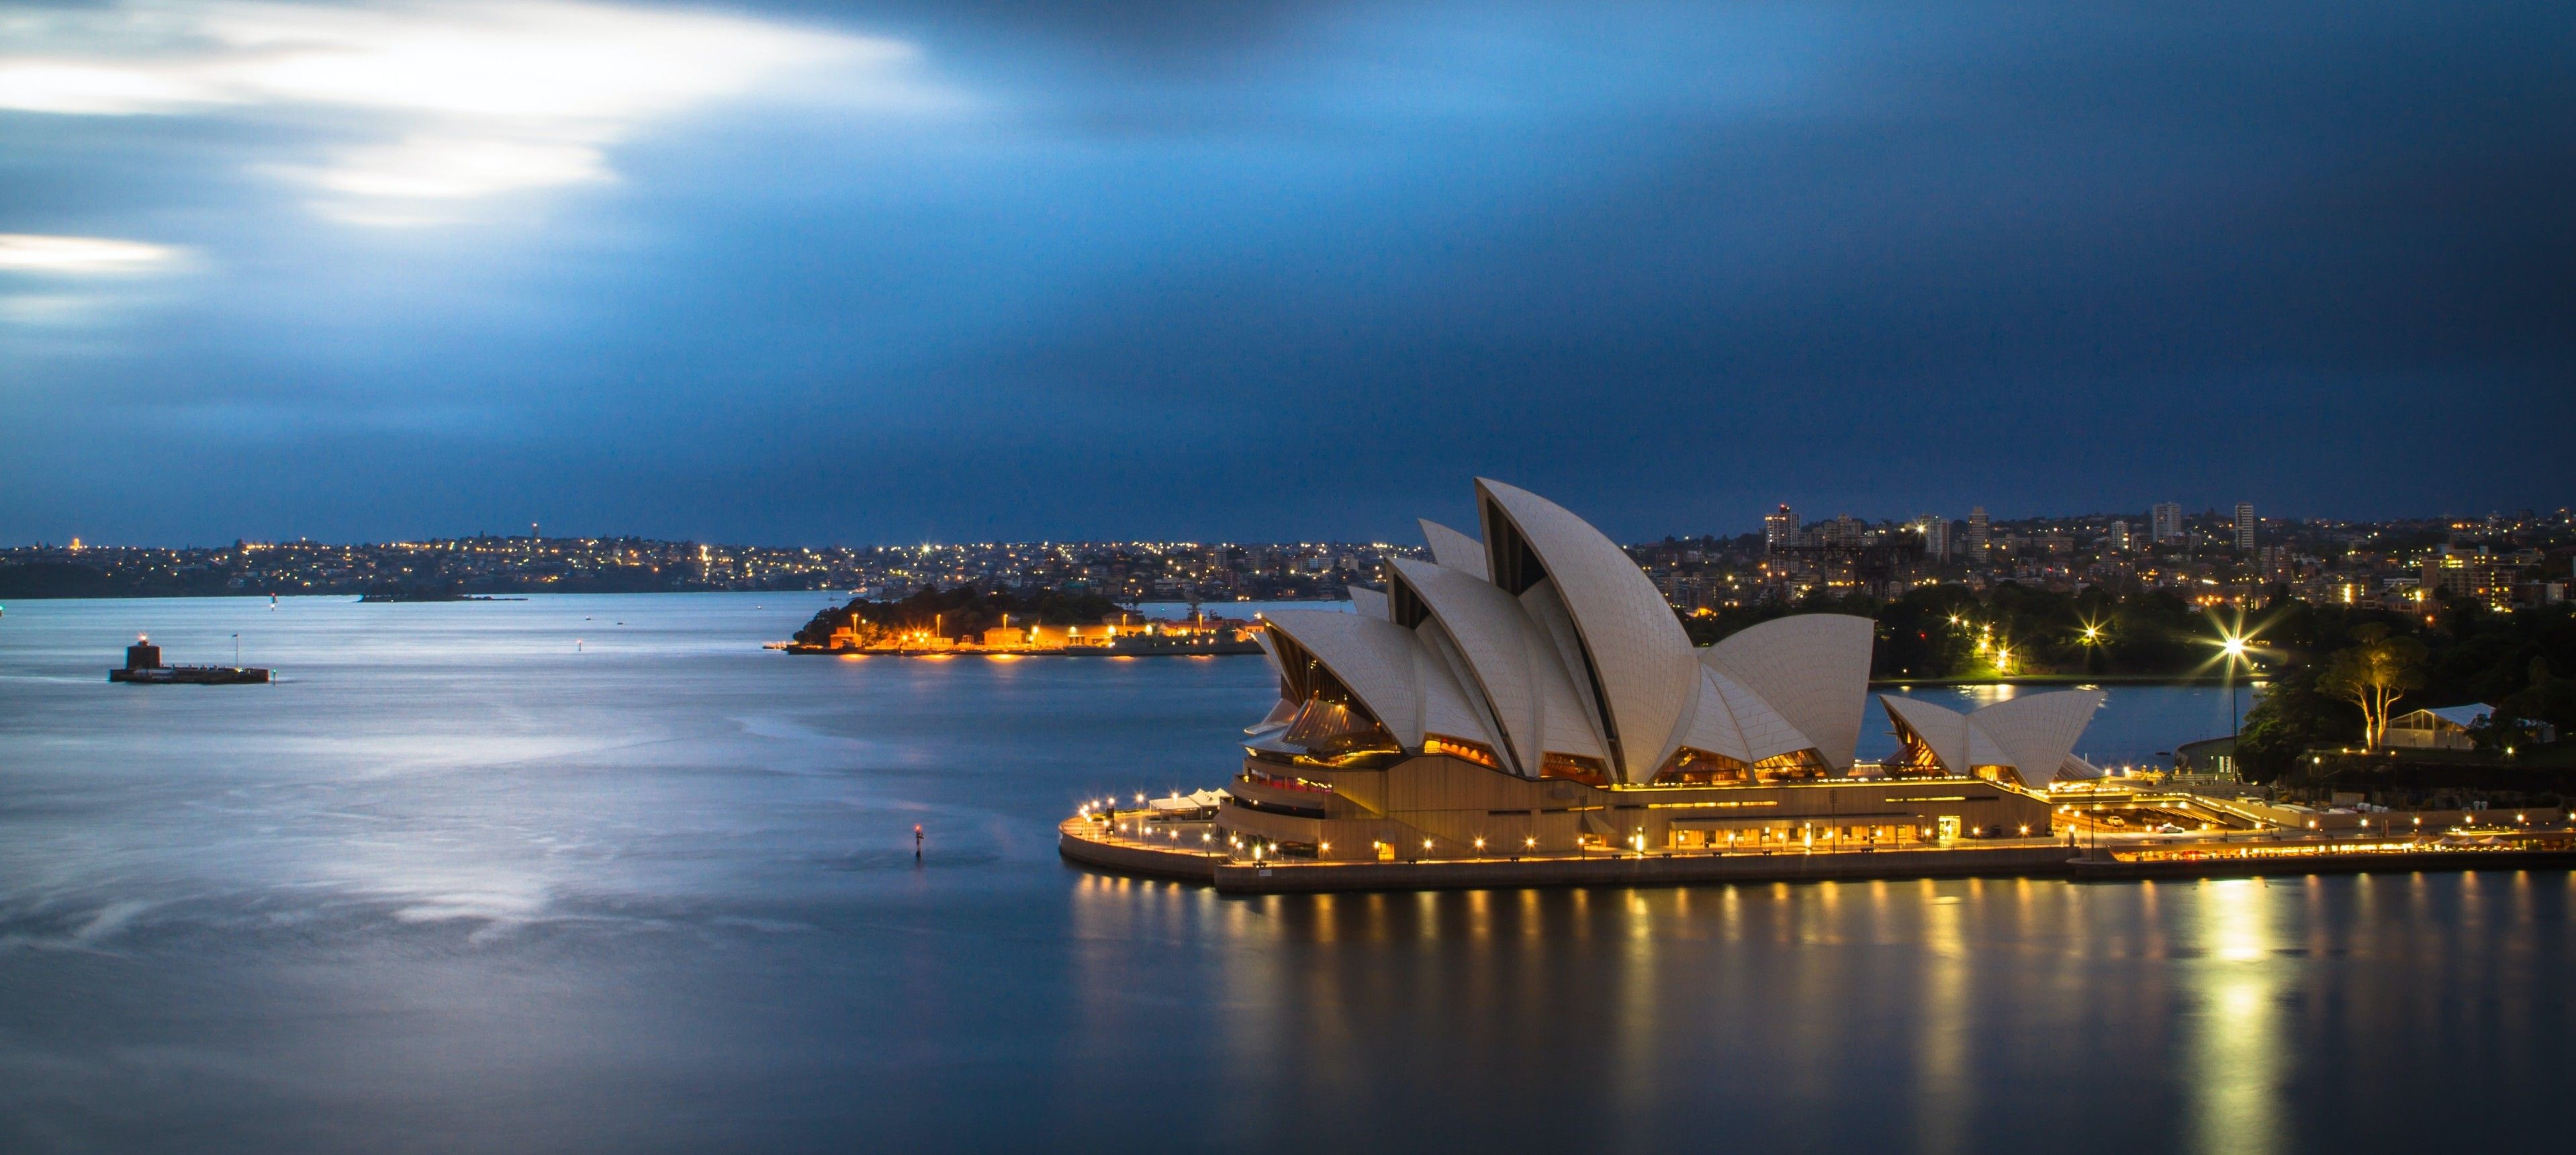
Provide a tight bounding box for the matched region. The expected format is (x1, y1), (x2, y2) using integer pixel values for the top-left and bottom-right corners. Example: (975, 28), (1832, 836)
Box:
(1061, 810), (2576, 893)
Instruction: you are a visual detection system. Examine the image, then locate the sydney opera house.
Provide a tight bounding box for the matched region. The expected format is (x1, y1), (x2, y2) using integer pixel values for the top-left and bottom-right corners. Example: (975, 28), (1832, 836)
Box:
(1222, 479), (2104, 861)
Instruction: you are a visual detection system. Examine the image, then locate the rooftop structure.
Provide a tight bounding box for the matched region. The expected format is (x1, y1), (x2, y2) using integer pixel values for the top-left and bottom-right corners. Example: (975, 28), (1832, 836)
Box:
(2383, 704), (2559, 750)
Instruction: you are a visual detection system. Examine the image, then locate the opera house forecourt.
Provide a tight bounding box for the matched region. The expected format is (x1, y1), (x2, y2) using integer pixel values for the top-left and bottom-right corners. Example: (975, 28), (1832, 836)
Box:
(1063, 479), (2140, 891)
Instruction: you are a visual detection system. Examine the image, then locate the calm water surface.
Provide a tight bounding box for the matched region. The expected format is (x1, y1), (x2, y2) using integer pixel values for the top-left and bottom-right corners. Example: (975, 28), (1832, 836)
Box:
(1, 594), (2567, 1152)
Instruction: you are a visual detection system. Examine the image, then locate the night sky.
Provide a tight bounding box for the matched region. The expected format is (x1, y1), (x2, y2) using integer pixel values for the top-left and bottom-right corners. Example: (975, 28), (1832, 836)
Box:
(3, 1), (2569, 545)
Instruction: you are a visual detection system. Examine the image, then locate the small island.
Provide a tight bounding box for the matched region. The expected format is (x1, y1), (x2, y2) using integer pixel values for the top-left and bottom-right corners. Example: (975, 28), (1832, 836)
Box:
(109, 636), (271, 685)
(787, 586), (1262, 657)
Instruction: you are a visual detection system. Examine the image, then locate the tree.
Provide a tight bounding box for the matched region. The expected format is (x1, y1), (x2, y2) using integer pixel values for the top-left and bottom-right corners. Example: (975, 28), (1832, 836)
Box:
(2235, 666), (2352, 782)
(2319, 623), (2427, 747)
(2497, 656), (2576, 737)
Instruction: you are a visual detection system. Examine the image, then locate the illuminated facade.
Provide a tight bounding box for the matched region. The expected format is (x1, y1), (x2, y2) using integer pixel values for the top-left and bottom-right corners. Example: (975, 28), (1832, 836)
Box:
(1222, 480), (2090, 860)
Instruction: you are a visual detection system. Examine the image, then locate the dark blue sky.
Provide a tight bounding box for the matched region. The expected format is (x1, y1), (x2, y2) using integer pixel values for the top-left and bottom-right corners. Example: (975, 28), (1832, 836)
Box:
(3, 1), (2569, 545)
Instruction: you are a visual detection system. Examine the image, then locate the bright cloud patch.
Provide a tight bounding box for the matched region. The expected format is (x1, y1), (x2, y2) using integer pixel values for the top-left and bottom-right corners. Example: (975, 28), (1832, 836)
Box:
(0, 1), (936, 223)
(0, 234), (185, 273)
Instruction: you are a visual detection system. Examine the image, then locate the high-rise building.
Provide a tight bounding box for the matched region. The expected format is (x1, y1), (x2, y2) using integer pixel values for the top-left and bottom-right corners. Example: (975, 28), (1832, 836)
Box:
(2234, 502), (2256, 553)
(2151, 502), (2183, 543)
(1968, 507), (1990, 563)
(1917, 514), (1951, 561)
(2424, 547), (2514, 611)
(1763, 504), (1798, 552)
(2108, 520), (2132, 552)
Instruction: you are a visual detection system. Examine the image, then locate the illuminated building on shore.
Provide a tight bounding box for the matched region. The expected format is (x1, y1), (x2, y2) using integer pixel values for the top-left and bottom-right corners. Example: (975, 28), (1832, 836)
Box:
(1763, 504), (1798, 551)
(1220, 480), (2101, 860)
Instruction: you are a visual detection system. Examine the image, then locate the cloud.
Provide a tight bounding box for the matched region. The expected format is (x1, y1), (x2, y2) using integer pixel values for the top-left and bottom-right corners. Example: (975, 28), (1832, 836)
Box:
(0, 234), (189, 328)
(0, 1), (944, 223)
(0, 233), (185, 274)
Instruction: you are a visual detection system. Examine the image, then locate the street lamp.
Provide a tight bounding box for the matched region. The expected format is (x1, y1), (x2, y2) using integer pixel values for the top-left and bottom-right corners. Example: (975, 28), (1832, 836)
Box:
(2205, 611), (2261, 751)
(2221, 635), (2248, 743)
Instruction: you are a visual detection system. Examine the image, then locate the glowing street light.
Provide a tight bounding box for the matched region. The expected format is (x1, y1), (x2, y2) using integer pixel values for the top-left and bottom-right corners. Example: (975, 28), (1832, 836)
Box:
(2205, 610), (2265, 746)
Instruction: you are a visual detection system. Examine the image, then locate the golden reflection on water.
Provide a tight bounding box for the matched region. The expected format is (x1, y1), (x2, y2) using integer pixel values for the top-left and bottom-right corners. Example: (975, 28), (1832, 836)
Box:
(2189, 878), (2286, 1155)
(1917, 879), (1970, 1155)
(1060, 866), (2558, 1149)
(1613, 888), (1662, 1129)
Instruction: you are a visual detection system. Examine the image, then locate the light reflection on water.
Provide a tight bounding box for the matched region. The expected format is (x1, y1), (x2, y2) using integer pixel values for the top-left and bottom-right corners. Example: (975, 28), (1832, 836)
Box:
(2191, 879), (2287, 1155)
(0, 595), (2568, 1152)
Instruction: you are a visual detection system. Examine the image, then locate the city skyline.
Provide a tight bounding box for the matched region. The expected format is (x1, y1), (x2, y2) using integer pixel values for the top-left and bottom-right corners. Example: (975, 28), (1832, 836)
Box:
(11, 497), (2563, 616)
(5, 1), (2570, 545)
(11, 495), (2565, 553)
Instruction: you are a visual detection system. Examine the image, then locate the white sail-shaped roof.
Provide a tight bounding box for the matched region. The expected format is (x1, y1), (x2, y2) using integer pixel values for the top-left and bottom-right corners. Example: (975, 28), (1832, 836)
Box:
(1672, 669), (1755, 764)
(1389, 557), (1602, 774)
(1706, 666), (1813, 764)
(1880, 695), (1976, 776)
(1346, 584), (1390, 620)
(1412, 618), (1516, 761)
(1260, 609), (1426, 747)
(1259, 607), (1508, 759)
(1970, 690), (2105, 789)
(1418, 519), (1489, 580)
(1476, 479), (1696, 783)
(1877, 690), (2104, 789)
(1702, 614), (1874, 770)
(1412, 636), (1494, 753)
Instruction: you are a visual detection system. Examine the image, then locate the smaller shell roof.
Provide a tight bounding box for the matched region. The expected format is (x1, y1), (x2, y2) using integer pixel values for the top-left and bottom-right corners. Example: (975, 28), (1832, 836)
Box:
(1878, 690), (2105, 790)
(1882, 695), (1976, 776)
(1418, 519), (1489, 580)
(1971, 690), (2105, 785)
(1669, 665), (1814, 766)
(1261, 609), (1427, 747)
(1701, 614), (1874, 770)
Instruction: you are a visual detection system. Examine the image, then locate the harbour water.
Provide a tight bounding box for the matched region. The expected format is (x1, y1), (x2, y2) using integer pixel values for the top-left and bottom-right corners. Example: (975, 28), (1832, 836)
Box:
(1, 594), (2569, 1152)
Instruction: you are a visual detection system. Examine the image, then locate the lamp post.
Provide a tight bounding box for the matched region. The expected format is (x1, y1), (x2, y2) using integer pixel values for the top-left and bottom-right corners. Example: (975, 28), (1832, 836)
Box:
(2217, 631), (2252, 747)
(2228, 653), (2242, 743)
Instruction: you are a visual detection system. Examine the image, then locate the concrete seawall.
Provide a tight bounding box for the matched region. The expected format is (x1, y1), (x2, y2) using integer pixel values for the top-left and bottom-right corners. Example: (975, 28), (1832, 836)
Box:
(1060, 817), (2072, 892)
(1056, 820), (1222, 882)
